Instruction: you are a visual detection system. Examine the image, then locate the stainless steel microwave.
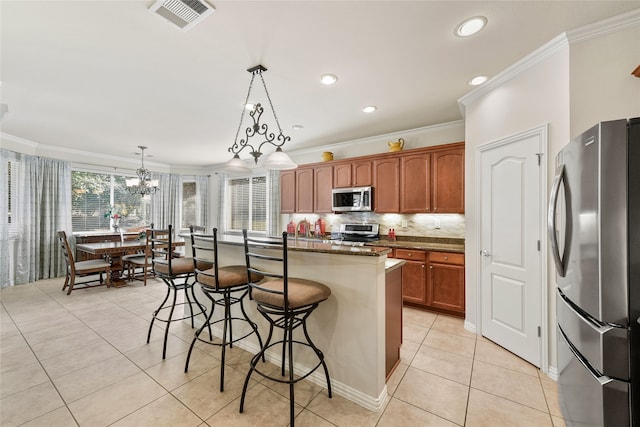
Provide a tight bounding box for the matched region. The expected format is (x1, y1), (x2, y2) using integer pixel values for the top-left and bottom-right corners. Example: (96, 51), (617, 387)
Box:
(331, 186), (373, 212)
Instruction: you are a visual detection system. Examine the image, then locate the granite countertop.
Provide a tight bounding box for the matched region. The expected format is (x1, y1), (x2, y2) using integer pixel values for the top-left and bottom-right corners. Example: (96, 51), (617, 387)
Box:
(215, 234), (464, 255)
(372, 238), (465, 253)
(216, 235), (392, 257)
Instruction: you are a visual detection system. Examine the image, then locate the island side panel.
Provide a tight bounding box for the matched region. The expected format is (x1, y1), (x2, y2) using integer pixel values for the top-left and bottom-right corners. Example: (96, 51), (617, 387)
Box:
(209, 241), (388, 409)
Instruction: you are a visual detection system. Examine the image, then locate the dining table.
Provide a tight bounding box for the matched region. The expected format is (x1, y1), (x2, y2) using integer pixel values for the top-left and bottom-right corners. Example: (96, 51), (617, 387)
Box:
(75, 239), (185, 285)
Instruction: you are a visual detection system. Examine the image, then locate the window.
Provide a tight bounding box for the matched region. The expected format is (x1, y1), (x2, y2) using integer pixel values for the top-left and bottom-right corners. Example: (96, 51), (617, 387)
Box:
(71, 170), (151, 232)
(227, 175), (267, 233)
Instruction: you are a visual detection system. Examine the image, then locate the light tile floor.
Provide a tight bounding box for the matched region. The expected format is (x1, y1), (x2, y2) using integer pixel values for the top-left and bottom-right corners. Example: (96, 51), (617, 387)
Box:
(0, 277), (566, 426)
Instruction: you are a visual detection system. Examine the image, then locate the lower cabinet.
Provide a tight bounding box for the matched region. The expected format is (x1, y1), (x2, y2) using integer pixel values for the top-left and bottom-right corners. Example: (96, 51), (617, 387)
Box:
(395, 249), (427, 305)
(395, 249), (465, 316)
(427, 252), (465, 314)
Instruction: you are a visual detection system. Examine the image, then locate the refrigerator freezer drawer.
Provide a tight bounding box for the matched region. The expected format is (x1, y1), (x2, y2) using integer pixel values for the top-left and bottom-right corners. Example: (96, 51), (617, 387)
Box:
(558, 326), (630, 427)
(558, 289), (629, 380)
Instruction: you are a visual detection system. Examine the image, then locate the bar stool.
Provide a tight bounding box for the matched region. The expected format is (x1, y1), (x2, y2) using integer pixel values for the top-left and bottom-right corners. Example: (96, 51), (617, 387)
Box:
(146, 225), (210, 359)
(239, 230), (332, 426)
(184, 227), (264, 392)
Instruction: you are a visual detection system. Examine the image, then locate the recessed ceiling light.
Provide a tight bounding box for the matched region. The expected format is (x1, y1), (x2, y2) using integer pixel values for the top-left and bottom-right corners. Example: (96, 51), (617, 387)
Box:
(455, 16), (487, 37)
(320, 74), (338, 85)
(469, 75), (488, 86)
(362, 106), (377, 113)
(292, 125), (304, 130)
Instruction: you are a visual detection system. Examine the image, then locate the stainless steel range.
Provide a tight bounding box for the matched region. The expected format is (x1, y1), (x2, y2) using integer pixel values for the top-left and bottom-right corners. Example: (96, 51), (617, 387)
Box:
(325, 223), (380, 246)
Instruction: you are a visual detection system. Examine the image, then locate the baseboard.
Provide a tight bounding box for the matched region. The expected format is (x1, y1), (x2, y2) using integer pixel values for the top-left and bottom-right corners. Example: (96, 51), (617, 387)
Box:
(191, 320), (388, 412)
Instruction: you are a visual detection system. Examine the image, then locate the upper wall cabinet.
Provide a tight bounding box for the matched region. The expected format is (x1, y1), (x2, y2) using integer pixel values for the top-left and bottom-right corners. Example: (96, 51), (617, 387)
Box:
(432, 148), (464, 213)
(280, 168), (314, 213)
(280, 170), (296, 213)
(373, 158), (400, 212)
(334, 161), (373, 188)
(280, 141), (464, 215)
(400, 152), (431, 213)
(314, 165), (334, 213)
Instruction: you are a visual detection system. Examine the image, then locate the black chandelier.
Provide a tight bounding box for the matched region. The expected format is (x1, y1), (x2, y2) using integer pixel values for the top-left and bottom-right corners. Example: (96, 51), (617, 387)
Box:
(223, 65), (297, 173)
(126, 145), (159, 195)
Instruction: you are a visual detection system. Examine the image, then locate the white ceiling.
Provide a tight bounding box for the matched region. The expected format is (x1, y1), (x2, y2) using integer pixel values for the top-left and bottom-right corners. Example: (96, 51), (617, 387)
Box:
(1, 1), (638, 167)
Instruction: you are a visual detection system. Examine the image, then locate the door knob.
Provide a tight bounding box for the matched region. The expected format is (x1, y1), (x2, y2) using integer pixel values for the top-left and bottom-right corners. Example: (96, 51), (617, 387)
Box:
(480, 250), (491, 257)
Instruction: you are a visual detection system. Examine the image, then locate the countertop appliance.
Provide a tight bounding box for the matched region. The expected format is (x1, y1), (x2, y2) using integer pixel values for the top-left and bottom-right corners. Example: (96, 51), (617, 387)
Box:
(331, 186), (373, 212)
(548, 118), (639, 426)
(326, 223), (380, 246)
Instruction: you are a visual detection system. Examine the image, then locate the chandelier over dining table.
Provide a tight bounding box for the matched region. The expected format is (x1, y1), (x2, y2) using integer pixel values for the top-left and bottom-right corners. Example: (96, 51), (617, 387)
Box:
(126, 145), (159, 195)
(222, 65), (298, 174)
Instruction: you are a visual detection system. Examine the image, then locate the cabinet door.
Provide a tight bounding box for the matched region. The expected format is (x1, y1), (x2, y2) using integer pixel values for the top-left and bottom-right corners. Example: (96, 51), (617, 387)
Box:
(280, 170), (296, 213)
(314, 166), (334, 213)
(352, 160), (372, 186)
(296, 168), (314, 213)
(373, 158), (400, 212)
(428, 262), (465, 314)
(432, 148), (464, 213)
(400, 153), (431, 213)
(333, 163), (352, 188)
(401, 260), (427, 304)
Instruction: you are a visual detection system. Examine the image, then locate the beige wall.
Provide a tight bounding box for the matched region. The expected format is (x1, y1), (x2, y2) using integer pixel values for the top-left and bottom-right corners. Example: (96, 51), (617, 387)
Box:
(461, 39), (570, 375)
(569, 25), (640, 137)
(460, 15), (640, 374)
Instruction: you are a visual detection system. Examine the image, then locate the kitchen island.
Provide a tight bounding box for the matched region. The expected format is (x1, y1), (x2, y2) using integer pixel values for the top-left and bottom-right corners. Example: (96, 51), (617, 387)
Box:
(187, 235), (400, 411)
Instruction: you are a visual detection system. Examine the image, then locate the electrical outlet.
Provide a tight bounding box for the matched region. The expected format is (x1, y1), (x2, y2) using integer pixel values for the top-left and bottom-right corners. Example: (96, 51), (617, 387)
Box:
(401, 220), (408, 228)
(434, 219), (441, 229)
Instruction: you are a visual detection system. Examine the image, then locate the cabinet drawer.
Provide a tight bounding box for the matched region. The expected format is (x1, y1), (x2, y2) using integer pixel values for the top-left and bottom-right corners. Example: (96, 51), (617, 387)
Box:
(429, 251), (464, 265)
(394, 248), (427, 261)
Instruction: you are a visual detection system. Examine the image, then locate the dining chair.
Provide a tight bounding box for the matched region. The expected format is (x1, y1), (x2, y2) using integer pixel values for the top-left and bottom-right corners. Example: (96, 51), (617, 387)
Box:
(184, 226), (264, 392)
(122, 224), (154, 286)
(146, 224), (210, 359)
(239, 230), (332, 427)
(57, 231), (112, 295)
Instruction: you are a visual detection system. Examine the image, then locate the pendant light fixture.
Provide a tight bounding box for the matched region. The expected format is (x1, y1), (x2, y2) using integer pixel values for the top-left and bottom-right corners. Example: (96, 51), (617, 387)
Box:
(222, 65), (297, 174)
(126, 145), (159, 195)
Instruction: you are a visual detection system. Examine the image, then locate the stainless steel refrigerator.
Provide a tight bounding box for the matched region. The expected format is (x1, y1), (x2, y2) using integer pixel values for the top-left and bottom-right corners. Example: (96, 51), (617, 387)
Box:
(549, 117), (639, 426)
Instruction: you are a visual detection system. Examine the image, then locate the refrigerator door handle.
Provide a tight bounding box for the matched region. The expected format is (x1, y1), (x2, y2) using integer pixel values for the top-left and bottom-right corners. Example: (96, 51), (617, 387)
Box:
(548, 164), (567, 277)
(559, 325), (612, 386)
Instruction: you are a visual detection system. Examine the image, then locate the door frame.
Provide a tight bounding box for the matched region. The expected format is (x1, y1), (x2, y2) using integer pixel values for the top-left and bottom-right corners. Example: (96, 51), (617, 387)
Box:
(475, 123), (549, 373)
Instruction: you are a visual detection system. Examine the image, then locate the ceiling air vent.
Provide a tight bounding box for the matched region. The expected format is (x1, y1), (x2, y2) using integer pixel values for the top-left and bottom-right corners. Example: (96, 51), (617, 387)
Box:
(149, 0), (214, 32)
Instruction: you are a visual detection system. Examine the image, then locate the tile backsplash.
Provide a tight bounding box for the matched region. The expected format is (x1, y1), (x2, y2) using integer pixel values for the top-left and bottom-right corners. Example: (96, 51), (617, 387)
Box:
(281, 212), (465, 240)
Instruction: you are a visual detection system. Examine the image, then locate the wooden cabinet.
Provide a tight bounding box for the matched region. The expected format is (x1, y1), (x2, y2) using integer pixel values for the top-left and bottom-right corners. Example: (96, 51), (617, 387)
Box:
(280, 170), (296, 213)
(432, 148), (464, 213)
(353, 161), (373, 187)
(313, 166), (333, 213)
(394, 249), (427, 305)
(279, 142), (464, 215)
(295, 168), (314, 213)
(400, 152), (431, 213)
(373, 158), (400, 212)
(280, 168), (314, 213)
(393, 248), (465, 316)
(427, 251), (465, 314)
(385, 264), (403, 379)
(333, 160), (372, 188)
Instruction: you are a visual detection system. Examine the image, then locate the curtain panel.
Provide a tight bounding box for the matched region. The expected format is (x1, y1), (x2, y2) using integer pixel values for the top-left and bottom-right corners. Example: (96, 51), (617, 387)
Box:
(1, 149), (71, 287)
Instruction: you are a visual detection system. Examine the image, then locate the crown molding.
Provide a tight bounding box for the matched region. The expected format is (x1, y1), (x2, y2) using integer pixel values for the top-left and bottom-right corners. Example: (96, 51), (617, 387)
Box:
(0, 131), (170, 169)
(458, 8), (640, 116)
(288, 119), (465, 156)
(566, 7), (640, 44)
(457, 33), (569, 116)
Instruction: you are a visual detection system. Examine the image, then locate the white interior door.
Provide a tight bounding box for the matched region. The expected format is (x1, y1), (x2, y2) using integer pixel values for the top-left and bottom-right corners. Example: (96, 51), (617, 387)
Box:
(479, 127), (546, 367)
